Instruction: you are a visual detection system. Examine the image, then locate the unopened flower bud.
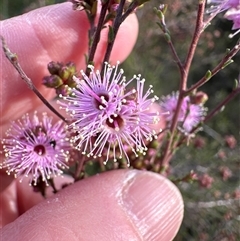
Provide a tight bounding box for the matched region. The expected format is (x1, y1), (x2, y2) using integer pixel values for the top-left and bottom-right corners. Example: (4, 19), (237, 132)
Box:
(56, 84), (72, 96)
(59, 66), (71, 81)
(199, 173), (214, 188)
(110, 3), (119, 13)
(217, 149), (226, 159)
(187, 170), (198, 182)
(233, 189), (240, 199)
(149, 140), (159, 149)
(42, 75), (63, 88)
(159, 4), (168, 14)
(66, 62), (77, 75)
(219, 166), (232, 181)
(190, 91), (208, 105)
(47, 61), (62, 75)
(225, 135), (237, 149)
(174, 171), (198, 184)
(66, 77), (77, 88)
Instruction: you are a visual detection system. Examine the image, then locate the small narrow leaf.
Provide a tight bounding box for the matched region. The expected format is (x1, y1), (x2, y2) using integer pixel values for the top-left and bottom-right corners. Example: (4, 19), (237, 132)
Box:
(221, 59), (234, 69)
(205, 70), (212, 80)
(164, 32), (171, 42)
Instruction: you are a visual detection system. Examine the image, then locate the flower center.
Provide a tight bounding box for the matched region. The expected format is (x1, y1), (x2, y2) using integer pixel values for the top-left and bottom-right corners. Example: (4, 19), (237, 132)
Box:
(106, 115), (124, 131)
(94, 93), (109, 109)
(34, 145), (46, 156)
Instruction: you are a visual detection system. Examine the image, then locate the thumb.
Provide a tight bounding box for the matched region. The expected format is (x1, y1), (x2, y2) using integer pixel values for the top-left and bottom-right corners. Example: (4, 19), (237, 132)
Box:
(1, 169), (183, 241)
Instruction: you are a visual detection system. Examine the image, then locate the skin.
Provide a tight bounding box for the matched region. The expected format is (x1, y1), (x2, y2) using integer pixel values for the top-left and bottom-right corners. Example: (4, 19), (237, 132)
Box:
(0, 2), (184, 240)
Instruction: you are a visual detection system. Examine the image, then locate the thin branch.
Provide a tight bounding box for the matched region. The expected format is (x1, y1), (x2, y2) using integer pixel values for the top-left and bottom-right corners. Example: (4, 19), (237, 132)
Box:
(101, 0), (126, 68)
(183, 0), (206, 90)
(74, 155), (85, 181)
(168, 41), (185, 78)
(185, 40), (240, 95)
(87, 0), (111, 68)
(155, 7), (184, 78)
(87, 15), (97, 56)
(121, 1), (138, 22)
(159, 1), (206, 167)
(1, 36), (67, 123)
(204, 86), (240, 123)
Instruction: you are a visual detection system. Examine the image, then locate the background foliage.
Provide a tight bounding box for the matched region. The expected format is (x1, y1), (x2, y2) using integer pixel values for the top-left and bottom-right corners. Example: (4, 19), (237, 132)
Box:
(1, 0), (239, 240)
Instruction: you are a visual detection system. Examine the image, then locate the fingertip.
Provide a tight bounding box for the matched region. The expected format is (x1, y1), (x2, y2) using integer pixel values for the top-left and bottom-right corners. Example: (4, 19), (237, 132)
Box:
(111, 13), (139, 63)
(2, 170), (183, 241)
(16, 175), (74, 215)
(120, 171), (184, 241)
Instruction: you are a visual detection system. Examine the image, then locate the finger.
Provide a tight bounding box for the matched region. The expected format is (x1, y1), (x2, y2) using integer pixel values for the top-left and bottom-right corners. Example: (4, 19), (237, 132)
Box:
(0, 2), (138, 178)
(16, 175), (74, 216)
(0, 181), (18, 227)
(0, 2), (138, 130)
(0, 174), (74, 227)
(1, 170), (183, 241)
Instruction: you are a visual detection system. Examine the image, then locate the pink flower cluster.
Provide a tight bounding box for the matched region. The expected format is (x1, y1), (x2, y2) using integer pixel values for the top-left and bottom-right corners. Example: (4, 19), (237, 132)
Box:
(1, 113), (71, 185)
(59, 63), (160, 165)
(159, 92), (206, 133)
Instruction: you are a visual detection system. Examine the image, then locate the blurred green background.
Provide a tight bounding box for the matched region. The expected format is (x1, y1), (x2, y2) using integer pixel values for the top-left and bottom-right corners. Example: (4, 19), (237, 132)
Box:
(1, 0), (239, 240)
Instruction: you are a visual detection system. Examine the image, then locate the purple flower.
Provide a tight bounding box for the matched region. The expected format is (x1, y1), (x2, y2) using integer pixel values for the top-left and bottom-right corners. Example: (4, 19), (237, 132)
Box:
(181, 101), (206, 132)
(59, 63), (124, 133)
(1, 113), (71, 185)
(207, 0), (239, 13)
(159, 92), (188, 122)
(159, 92), (206, 133)
(224, 8), (240, 37)
(59, 63), (160, 165)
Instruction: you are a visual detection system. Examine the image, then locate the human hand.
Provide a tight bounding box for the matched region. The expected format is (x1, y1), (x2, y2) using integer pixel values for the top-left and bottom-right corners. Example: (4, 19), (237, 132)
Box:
(0, 3), (183, 240)
(0, 0), (138, 192)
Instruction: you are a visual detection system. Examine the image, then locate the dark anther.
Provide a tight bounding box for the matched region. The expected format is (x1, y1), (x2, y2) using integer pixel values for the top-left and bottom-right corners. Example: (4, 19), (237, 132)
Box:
(50, 140), (56, 148)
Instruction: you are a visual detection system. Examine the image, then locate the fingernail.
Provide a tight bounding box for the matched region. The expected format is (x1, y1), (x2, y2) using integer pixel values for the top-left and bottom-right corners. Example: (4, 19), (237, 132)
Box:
(120, 171), (183, 241)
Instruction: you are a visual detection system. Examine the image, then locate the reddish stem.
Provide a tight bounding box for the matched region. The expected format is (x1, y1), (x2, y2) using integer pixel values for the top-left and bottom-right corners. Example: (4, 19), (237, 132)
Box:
(87, 0), (111, 69)
(185, 40), (240, 95)
(160, 1), (206, 167)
